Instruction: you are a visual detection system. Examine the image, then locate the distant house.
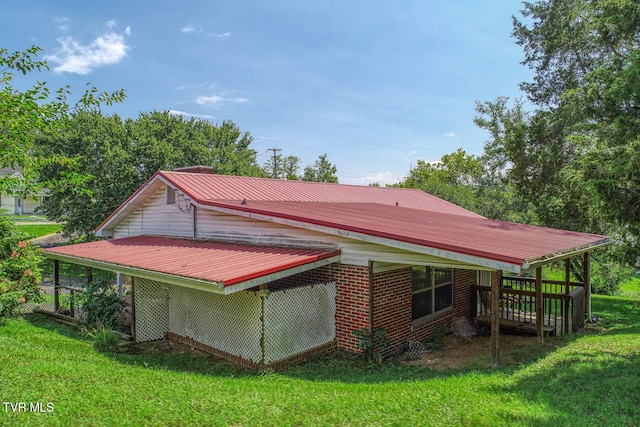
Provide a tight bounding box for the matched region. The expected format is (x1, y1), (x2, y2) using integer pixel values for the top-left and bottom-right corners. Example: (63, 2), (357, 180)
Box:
(44, 166), (610, 368)
(0, 167), (46, 215)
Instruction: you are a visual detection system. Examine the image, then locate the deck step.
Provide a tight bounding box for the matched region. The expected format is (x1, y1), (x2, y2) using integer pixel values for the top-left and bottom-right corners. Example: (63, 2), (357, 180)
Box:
(474, 316), (556, 336)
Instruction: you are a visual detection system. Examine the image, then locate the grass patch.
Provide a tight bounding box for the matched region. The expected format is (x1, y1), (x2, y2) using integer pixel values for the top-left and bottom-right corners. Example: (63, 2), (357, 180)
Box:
(16, 224), (62, 239)
(618, 275), (640, 298)
(1, 294), (639, 426)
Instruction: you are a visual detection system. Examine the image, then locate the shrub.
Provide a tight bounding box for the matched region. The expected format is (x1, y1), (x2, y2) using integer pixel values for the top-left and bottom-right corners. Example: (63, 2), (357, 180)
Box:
(0, 216), (43, 320)
(81, 325), (121, 351)
(352, 327), (390, 367)
(77, 280), (126, 328)
(591, 258), (633, 295)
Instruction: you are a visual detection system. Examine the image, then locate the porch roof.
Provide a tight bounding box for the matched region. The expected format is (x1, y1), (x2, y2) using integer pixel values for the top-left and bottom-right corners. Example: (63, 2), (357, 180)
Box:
(199, 200), (611, 272)
(43, 236), (342, 294)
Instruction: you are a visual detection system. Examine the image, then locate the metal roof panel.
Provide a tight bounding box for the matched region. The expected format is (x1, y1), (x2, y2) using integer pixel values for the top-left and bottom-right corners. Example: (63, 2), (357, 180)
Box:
(44, 236), (341, 287)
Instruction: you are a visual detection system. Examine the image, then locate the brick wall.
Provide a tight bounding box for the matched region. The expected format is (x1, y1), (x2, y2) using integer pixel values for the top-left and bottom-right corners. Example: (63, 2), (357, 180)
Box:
(269, 264), (479, 357)
(372, 267), (413, 356)
(410, 268), (477, 346)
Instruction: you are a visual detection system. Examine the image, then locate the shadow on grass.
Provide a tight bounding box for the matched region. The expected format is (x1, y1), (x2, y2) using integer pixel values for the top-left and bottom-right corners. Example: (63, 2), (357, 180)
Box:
(22, 293), (639, 387)
(493, 350), (640, 425)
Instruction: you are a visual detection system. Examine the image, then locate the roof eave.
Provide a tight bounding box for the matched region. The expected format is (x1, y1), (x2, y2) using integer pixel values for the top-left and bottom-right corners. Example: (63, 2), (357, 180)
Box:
(44, 250), (342, 295)
(521, 238), (613, 270)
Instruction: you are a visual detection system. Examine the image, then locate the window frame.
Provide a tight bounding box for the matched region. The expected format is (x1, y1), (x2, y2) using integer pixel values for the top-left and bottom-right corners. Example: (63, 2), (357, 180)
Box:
(411, 266), (453, 321)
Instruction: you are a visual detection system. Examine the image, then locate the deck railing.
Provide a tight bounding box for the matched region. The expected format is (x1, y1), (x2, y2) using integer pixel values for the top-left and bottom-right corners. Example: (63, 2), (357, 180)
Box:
(473, 276), (585, 336)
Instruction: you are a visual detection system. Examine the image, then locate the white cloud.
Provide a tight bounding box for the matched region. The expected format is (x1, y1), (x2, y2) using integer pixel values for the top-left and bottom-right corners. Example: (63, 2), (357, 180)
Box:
(212, 32), (231, 38)
(169, 110), (216, 120)
(181, 25), (197, 33)
(106, 19), (117, 28)
(55, 17), (69, 32)
(196, 95), (248, 106)
(45, 25), (130, 75)
(444, 132), (457, 137)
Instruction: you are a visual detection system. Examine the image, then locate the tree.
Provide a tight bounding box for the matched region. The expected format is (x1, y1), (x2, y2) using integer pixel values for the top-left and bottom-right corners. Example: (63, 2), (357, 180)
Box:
(302, 154), (338, 183)
(263, 154), (300, 180)
(0, 45), (125, 197)
(474, 0), (640, 289)
(37, 111), (263, 237)
(0, 45), (123, 317)
(510, 0), (640, 240)
(396, 148), (535, 224)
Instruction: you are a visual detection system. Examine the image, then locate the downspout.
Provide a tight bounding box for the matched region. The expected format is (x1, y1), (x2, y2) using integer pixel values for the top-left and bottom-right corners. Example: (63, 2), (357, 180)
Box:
(192, 204), (198, 238)
(368, 261), (374, 333)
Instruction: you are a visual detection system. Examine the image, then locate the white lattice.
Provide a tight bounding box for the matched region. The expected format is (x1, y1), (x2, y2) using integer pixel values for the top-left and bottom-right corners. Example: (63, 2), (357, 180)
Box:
(168, 286), (263, 363)
(263, 282), (336, 364)
(134, 278), (169, 342)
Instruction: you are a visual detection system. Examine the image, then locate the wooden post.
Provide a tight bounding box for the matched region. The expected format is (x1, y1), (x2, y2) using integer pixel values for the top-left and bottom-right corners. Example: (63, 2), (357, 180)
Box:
(536, 267), (543, 342)
(117, 273), (123, 297)
(53, 260), (60, 312)
(130, 277), (136, 340)
(490, 270), (501, 367)
(564, 258), (571, 335)
(584, 252), (591, 319)
(86, 267), (93, 284)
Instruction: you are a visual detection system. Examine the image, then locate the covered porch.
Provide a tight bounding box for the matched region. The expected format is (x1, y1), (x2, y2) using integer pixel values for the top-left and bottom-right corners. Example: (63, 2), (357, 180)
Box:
(472, 252), (596, 367)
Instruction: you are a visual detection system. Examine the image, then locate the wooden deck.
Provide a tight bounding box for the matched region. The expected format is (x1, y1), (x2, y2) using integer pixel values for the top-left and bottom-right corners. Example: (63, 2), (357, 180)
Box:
(474, 315), (556, 336)
(473, 277), (586, 337)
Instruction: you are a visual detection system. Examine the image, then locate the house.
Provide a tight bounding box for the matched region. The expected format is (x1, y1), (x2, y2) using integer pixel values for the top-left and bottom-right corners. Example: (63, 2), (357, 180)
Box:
(0, 167), (46, 215)
(44, 166), (611, 368)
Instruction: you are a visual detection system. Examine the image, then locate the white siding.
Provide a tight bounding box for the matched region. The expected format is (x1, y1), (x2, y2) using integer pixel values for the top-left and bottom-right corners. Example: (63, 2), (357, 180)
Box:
(194, 208), (473, 268)
(113, 185), (194, 239)
(111, 186), (488, 270)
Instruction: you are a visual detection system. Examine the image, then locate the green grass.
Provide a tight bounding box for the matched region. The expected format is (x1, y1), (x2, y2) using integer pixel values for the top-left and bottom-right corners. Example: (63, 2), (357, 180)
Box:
(1, 294), (639, 426)
(16, 224), (62, 239)
(619, 275), (640, 298)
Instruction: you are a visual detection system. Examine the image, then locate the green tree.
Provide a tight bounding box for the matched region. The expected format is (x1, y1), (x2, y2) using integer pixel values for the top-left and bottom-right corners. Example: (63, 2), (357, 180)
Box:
(263, 154), (300, 180)
(0, 45), (125, 197)
(397, 148), (535, 224)
(38, 111), (263, 237)
(511, 0), (640, 241)
(302, 154), (338, 183)
(475, 0), (640, 288)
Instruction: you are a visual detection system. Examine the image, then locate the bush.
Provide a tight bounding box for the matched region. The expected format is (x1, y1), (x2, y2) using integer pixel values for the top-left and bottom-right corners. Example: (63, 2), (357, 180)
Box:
(591, 258), (633, 295)
(0, 216), (43, 320)
(77, 279), (126, 328)
(81, 325), (121, 351)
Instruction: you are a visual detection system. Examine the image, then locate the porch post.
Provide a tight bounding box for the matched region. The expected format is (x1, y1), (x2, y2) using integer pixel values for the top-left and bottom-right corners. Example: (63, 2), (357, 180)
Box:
(490, 270), (500, 367)
(584, 252), (591, 319)
(53, 260), (60, 312)
(536, 267), (543, 342)
(564, 258), (571, 335)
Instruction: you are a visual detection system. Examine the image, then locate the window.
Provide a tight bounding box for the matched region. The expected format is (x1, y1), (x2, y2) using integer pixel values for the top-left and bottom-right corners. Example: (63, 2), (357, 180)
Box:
(412, 266), (453, 320)
(166, 187), (176, 205)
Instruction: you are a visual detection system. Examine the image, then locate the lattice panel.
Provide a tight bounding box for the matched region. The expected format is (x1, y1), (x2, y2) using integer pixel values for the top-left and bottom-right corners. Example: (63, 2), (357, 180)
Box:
(263, 282), (336, 364)
(134, 278), (169, 342)
(168, 286), (263, 363)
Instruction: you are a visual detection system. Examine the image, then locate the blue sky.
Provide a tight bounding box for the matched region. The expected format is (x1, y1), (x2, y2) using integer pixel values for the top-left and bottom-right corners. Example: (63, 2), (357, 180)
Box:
(2, 1), (531, 185)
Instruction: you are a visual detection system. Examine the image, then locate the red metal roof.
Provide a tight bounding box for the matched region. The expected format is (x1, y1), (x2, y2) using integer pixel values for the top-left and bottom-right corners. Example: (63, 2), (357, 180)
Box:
(44, 236), (341, 287)
(94, 171), (611, 270)
(202, 200), (610, 267)
(159, 171), (481, 217)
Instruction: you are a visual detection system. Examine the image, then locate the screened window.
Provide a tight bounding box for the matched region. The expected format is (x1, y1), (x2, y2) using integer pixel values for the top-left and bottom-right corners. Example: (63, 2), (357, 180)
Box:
(412, 266), (453, 320)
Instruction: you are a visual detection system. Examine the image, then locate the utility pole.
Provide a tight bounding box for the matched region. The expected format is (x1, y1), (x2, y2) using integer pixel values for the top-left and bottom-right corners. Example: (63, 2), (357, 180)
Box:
(268, 148), (282, 178)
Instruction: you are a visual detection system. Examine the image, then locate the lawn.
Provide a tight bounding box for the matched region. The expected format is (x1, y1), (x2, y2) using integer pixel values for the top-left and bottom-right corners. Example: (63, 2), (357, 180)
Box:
(15, 224), (62, 239)
(1, 294), (639, 426)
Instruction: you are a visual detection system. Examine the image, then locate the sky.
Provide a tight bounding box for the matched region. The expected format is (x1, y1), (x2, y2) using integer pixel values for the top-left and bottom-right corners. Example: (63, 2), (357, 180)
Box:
(2, 0), (532, 185)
